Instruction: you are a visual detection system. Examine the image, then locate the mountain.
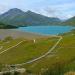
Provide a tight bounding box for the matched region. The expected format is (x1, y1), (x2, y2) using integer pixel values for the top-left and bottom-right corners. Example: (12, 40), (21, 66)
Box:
(63, 16), (75, 25)
(0, 8), (25, 26)
(0, 8), (61, 26)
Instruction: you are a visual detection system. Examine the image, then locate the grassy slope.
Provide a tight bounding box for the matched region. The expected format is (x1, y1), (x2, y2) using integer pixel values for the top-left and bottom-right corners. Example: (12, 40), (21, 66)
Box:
(0, 37), (58, 64)
(0, 38), (23, 52)
(22, 31), (75, 75)
(62, 17), (75, 26)
(0, 31), (75, 75)
(0, 22), (18, 29)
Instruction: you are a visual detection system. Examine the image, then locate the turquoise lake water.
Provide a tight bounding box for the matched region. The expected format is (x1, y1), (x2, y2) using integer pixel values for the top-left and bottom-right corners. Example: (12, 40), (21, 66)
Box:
(17, 26), (75, 35)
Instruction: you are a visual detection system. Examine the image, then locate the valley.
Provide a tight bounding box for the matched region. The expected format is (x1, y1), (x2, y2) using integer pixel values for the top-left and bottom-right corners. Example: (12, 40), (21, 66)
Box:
(0, 4), (75, 75)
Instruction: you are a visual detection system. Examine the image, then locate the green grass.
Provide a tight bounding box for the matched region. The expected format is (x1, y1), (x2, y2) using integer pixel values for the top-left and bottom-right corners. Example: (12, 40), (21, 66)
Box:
(0, 37), (58, 64)
(0, 38), (23, 52)
(22, 32), (75, 75)
(0, 31), (75, 75)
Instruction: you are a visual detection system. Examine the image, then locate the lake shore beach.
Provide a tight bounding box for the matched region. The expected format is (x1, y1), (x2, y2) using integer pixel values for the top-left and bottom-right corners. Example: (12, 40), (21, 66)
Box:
(0, 29), (48, 39)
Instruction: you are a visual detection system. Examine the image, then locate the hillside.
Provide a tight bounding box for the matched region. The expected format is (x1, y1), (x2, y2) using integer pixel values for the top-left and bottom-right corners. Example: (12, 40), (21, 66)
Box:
(0, 30), (75, 75)
(0, 8), (61, 26)
(63, 16), (75, 25)
(0, 22), (18, 29)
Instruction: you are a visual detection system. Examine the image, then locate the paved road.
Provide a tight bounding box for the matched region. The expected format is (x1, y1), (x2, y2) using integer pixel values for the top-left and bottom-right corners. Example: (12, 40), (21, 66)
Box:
(10, 36), (62, 66)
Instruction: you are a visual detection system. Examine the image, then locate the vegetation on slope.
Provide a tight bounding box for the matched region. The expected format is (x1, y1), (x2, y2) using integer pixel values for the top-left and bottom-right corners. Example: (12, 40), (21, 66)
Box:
(22, 30), (75, 75)
(62, 17), (75, 26)
(0, 37), (58, 64)
(0, 8), (61, 26)
(0, 30), (75, 75)
(0, 22), (18, 29)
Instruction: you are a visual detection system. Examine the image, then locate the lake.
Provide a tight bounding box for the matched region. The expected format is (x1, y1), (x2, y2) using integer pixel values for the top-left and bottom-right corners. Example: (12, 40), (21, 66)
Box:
(17, 26), (75, 35)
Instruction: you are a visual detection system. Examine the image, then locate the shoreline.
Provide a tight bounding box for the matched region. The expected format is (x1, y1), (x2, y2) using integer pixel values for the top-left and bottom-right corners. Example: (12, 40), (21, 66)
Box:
(0, 29), (49, 39)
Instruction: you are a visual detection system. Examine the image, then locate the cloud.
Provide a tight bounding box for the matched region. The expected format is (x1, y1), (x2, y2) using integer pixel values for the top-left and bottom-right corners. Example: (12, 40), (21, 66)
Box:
(35, 2), (75, 19)
(0, 0), (75, 19)
(0, 4), (9, 14)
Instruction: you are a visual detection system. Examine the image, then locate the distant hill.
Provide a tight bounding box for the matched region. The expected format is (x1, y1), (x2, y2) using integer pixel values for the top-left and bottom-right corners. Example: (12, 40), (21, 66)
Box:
(0, 8), (61, 26)
(0, 22), (18, 29)
(63, 17), (75, 26)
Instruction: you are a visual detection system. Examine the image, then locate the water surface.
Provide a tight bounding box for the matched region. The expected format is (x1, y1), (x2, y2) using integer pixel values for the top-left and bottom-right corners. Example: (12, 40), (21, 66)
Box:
(17, 26), (74, 35)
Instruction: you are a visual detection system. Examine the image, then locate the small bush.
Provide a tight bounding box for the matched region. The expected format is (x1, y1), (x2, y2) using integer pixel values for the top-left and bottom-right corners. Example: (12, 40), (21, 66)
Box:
(3, 72), (11, 75)
(14, 71), (20, 75)
(3, 36), (13, 42)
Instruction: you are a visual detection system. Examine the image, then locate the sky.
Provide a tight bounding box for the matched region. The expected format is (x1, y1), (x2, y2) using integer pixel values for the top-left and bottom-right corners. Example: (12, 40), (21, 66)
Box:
(0, 0), (75, 19)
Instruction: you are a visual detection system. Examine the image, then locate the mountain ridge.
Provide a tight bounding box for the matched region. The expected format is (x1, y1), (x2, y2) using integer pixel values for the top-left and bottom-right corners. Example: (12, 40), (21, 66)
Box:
(63, 16), (75, 25)
(0, 8), (61, 26)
